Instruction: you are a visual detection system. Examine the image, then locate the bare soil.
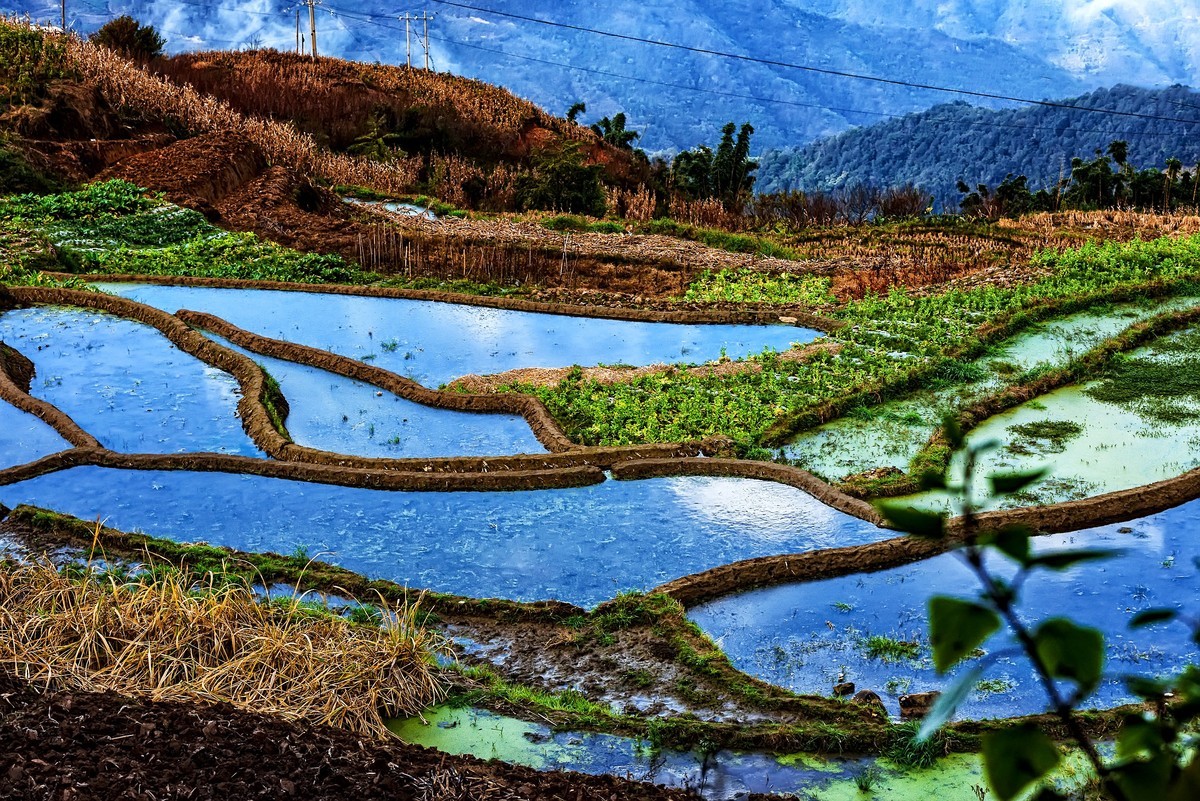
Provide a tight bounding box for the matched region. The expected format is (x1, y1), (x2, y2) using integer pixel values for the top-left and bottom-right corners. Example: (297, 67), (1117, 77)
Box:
(0, 669), (700, 801)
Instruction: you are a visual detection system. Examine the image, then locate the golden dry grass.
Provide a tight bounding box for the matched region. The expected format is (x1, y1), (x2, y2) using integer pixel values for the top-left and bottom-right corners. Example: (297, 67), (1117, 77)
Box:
(0, 554), (447, 736)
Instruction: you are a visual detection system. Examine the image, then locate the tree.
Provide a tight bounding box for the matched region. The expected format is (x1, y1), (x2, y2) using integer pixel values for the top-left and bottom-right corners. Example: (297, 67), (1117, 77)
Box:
(514, 142), (605, 216)
(566, 102), (586, 124)
(1165, 157), (1183, 210)
(89, 16), (165, 62)
(670, 145), (713, 200)
(711, 122), (757, 205)
(671, 122), (757, 205)
(347, 112), (405, 162)
(590, 112), (639, 150)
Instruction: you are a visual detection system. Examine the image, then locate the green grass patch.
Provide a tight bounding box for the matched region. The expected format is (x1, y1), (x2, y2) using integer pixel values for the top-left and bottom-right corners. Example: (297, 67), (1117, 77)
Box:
(682, 268), (835, 305)
(860, 635), (922, 663)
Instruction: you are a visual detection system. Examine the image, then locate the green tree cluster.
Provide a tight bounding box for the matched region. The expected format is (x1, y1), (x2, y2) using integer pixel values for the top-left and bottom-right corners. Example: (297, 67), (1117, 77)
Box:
(671, 122), (757, 206)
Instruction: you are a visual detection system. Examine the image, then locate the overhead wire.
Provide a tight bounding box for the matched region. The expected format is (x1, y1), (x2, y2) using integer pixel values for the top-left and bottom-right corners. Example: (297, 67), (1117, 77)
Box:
(321, 2), (1198, 143)
(426, 0), (1200, 127)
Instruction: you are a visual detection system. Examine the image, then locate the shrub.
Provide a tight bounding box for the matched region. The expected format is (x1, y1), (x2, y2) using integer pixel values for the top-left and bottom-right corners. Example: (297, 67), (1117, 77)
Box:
(89, 16), (165, 62)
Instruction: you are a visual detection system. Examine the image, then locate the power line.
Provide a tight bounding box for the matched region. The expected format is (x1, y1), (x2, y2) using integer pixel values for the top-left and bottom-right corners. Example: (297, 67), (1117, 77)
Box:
(323, 4), (1196, 143)
(426, 0), (1200, 127)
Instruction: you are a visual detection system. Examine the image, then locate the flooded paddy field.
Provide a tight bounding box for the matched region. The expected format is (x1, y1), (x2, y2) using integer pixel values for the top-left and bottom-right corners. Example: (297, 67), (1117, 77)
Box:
(784, 297), (1200, 483)
(0, 306), (262, 456)
(690, 500), (1200, 719)
(2, 276), (1197, 800)
(211, 336), (548, 457)
(0, 400), (69, 468)
(0, 468), (886, 606)
(99, 283), (816, 387)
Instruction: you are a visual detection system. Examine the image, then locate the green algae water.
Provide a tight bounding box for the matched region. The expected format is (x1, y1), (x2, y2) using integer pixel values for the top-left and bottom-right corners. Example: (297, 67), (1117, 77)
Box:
(784, 297), (1200, 483)
(390, 707), (1093, 800)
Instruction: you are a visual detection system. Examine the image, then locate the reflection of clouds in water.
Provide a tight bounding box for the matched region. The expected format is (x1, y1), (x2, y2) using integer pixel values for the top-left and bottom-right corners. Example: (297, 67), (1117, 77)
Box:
(664, 476), (846, 544)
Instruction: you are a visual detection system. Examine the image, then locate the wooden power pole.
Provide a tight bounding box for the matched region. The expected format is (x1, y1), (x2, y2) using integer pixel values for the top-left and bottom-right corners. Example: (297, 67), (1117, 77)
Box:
(60, 0), (65, 30)
(296, 9), (301, 54)
(306, 0), (320, 59)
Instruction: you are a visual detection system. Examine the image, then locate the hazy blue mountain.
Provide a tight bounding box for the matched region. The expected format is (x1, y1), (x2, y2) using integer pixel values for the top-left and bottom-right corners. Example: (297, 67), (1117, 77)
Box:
(11, 0), (1200, 154)
(756, 85), (1200, 208)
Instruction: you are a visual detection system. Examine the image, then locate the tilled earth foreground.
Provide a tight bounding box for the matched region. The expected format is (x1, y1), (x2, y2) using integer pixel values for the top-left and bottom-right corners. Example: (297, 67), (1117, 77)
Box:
(0, 672), (702, 801)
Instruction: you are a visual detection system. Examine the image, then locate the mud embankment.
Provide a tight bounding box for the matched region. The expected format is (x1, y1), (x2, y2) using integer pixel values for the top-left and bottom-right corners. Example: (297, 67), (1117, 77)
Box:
(0, 447), (607, 493)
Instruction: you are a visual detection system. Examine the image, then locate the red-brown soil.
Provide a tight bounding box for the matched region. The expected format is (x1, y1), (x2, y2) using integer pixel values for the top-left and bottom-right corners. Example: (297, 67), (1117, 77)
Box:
(0, 670), (699, 801)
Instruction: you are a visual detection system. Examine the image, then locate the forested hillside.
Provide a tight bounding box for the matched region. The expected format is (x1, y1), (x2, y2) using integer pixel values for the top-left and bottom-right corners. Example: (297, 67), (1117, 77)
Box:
(758, 85), (1200, 208)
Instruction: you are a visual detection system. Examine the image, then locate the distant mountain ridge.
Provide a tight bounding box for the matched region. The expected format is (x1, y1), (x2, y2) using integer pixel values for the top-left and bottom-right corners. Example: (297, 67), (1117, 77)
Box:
(8, 0), (1200, 153)
(756, 85), (1200, 209)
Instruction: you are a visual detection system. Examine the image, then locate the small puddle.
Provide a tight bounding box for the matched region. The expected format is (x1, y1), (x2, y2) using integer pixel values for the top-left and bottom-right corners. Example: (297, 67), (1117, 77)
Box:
(210, 335), (547, 458)
(0, 306), (263, 457)
(343, 196), (438, 220)
(0, 468), (888, 606)
(99, 284), (816, 387)
(690, 502), (1200, 719)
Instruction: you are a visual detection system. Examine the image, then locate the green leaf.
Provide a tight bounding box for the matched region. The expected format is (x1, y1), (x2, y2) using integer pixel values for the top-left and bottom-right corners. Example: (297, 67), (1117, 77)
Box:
(1112, 752), (1172, 801)
(875, 501), (946, 540)
(1026, 548), (1121, 571)
(929, 597), (1001, 673)
(943, 414), (964, 449)
(989, 467), (1049, 495)
(1125, 676), (1170, 700)
(917, 663), (983, 741)
(983, 724), (1060, 801)
(982, 525), (1032, 564)
(1034, 618), (1105, 696)
(1130, 608), (1177, 629)
(1116, 714), (1164, 762)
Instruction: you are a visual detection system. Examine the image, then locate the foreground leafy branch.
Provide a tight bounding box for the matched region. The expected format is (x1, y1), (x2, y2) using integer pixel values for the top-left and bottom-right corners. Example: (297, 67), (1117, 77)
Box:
(877, 416), (1200, 801)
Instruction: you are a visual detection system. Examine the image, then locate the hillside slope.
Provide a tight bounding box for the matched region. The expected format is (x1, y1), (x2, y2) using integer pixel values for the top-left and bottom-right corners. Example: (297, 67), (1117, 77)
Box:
(757, 85), (1200, 207)
(12, 0), (1200, 152)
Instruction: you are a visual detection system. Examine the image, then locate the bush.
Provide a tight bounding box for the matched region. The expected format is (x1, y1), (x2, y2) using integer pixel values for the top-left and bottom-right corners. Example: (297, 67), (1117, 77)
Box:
(515, 143), (605, 217)
(89, 16), (165, 62)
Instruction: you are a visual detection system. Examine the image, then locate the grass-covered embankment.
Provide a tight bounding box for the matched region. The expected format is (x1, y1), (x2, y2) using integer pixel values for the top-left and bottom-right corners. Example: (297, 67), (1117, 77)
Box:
(0, 180), (376, 284)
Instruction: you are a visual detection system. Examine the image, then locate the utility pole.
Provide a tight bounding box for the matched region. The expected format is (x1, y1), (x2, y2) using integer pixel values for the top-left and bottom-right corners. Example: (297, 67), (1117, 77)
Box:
(402, 12), (411, 67)
(306, 0), (320, 60)
(60, 0), (65, 30)
(295, 10), (300, 54)
(399, 11), (435, 69)
(421, 11), (433, 70)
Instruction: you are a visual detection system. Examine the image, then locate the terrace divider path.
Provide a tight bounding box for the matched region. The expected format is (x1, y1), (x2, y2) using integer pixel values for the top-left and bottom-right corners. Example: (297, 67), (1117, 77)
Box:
(626, 457), (1200, 606)
(0, 448), (607, 492)
(0, 342), (101, 449)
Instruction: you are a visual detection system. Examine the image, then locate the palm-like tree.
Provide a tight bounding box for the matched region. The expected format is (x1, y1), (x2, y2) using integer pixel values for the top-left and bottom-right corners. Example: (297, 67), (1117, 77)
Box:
(590, 113), (639, 150)
(1165, 158), (1183, 211)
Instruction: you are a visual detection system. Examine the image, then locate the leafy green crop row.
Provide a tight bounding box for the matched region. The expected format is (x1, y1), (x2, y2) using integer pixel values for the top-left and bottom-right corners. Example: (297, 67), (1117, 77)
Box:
(517, 234), (1200, 447)
(682, 268), (835, 306)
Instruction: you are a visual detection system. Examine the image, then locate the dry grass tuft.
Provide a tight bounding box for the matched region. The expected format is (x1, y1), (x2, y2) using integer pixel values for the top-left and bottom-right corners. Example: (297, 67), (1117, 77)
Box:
(0, 555), (447, 736)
